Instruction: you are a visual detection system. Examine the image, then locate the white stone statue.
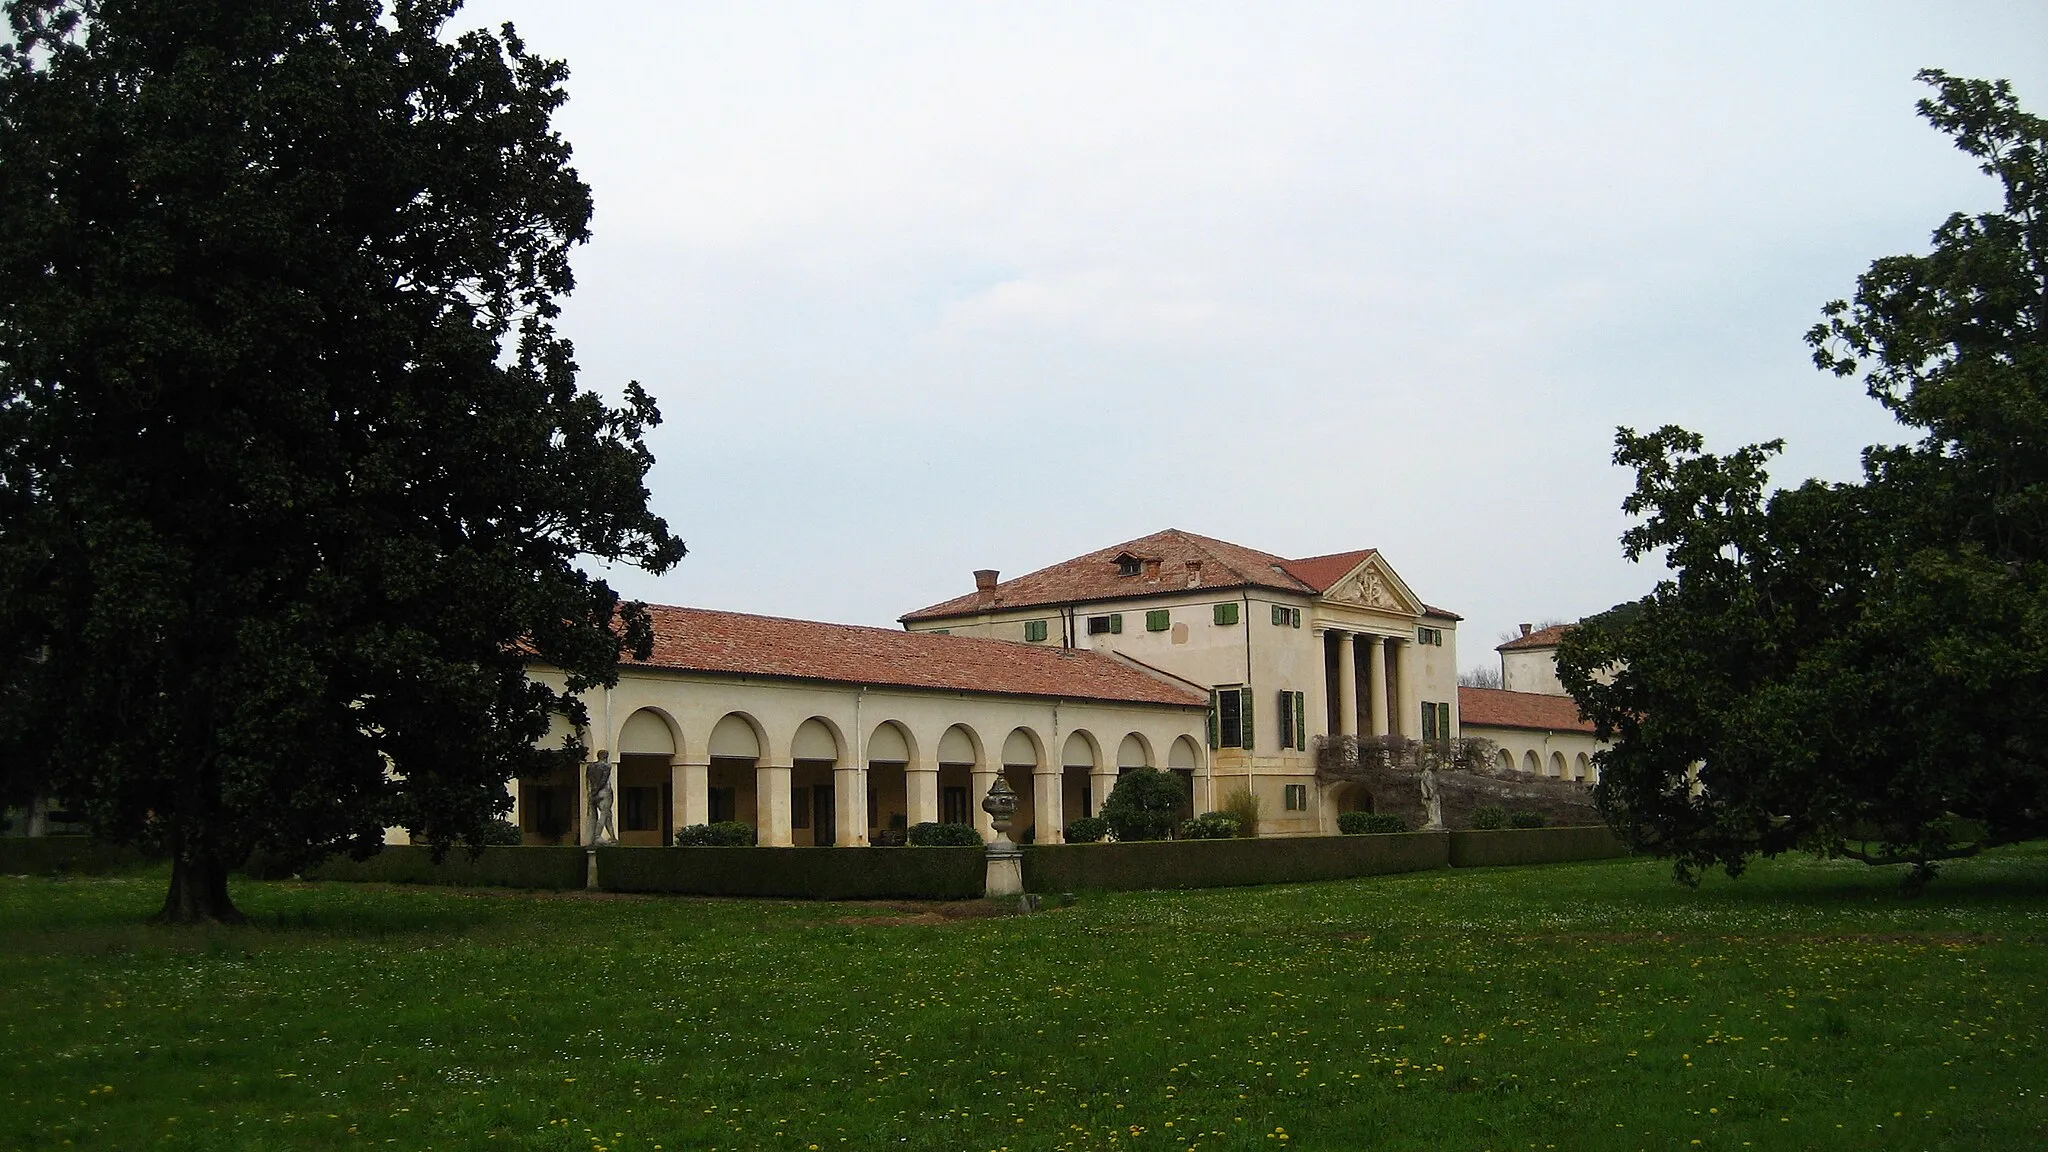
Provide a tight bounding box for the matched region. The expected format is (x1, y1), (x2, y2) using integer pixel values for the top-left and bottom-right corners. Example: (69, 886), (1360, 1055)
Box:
(1419, 763), (1443, 831)
(587, 751), (616, 846)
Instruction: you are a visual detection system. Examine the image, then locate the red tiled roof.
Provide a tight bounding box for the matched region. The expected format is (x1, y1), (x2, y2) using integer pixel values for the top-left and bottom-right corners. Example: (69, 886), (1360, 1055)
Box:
(902, 529), (1459, 622)
(623, 604), (1208, 709)
(1457, 686), (1596, 734)
(1497, 624), (1572, 652)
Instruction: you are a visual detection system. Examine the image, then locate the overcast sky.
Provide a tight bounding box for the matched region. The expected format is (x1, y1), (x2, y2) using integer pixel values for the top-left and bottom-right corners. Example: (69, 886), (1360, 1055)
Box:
(461, 1), (2045, 669)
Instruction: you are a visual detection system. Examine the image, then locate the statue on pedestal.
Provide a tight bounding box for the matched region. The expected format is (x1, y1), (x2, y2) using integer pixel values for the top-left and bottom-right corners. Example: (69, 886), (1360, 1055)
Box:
(587, 750), (616, 846)
(1419, 763), (1444, 831)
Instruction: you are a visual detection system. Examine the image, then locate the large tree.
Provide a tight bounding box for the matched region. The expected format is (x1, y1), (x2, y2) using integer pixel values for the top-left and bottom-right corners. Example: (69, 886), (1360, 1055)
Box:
(0, 0), (685, 921)
(1559, 71), (2048, 889)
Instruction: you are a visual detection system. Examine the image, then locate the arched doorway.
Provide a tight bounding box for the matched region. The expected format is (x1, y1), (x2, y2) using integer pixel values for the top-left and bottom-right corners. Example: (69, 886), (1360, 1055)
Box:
(616, 708), (677, 846)
(707, 713), (764, 832)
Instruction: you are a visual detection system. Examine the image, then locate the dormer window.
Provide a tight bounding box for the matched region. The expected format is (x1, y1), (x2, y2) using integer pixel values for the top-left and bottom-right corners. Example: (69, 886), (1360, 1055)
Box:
(1114, 552), (1143, 577)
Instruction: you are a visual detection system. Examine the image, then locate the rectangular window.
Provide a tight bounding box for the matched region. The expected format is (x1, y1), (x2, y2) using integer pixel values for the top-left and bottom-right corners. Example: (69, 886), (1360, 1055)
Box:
(1145, 608), (1171, 632)
(791, 786), (811, 828)
(1278, 689), (1294, 749)
(1277, 689), (1311, 750)
(1291, 608), (1302, 628)
(1214, 602), (1240, 626)
(1284, 784), (1308, 811)
(1416, 625), (1444, 646)
(1024, 619), (1048, 642)
(623, 786), (660, 832)
(1272, 604), (1288, 626)
(941, 786), (970, 826)
(1421, 702), (1438, 741)
(1088, 614), (1112, 635)
(1210, 686), (1256, 749)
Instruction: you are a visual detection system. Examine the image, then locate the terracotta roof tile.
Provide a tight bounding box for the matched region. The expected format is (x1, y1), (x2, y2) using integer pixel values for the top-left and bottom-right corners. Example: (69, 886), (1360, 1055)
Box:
(904, 529), (1467, 622)
(1457, 686), (1596, 734)
(1497, 624), (1573, 652)
(625, 604), (1208, 709)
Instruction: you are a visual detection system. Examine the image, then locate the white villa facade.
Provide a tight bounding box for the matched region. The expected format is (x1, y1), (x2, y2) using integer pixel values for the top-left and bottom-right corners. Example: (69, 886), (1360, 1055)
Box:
(1457, 624), (1608, 785)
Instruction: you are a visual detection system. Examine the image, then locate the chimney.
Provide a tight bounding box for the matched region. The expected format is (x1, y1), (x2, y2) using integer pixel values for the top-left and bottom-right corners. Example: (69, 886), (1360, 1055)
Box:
(1520, 623), (1532, 636)
(1142, 557), (1162, 579)
(974, 569), (999, 592)
(1186, 559), (1203, 587)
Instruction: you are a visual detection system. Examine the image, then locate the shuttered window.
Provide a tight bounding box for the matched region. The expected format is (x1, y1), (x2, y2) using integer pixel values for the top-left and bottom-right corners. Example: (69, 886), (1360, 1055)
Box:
(1276, 689), (1310, 750)
(1214, 602), (1240, 626)
(1024, 619), (1048, 642)
(1146, 609), (1171, 632)
(1211, 687), (1256, 749)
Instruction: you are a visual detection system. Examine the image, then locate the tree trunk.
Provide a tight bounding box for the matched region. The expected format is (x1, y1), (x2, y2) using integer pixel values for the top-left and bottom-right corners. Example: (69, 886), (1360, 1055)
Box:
(154, 854), (246, 924)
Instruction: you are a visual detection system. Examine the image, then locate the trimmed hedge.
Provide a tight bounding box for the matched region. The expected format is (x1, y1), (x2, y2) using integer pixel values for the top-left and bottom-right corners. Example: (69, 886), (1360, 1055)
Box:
(1022, 833), (1447, 893)
(1448, 825), (1628, 868)
(307, 845), (587, 889)
(0, 836), (155, 875)
(595, 846), (984, 900)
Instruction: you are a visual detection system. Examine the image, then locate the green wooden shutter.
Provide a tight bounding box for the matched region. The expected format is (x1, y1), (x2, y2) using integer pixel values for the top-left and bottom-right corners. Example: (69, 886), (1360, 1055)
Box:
(1294, 691), (1307, 750)
(1146, 608), (1170, 631)
(1438, 701), (1452, 738)
(1208, 690), (1221, 749)
(1291, 608), (1302, 628)
(1276, 690), (1291, 749)
(1239, 687), (1255, 749)
(1110, 613), (1123, 634)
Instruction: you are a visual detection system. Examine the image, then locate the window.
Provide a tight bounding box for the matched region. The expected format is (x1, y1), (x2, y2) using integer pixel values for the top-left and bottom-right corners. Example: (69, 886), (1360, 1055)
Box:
(708, 787), (736, 823)
(1116, 554), (1142, 577)
(1416, 625), (1444, 646)
(1087, 613), (1122, 635)
(623, 786), (660, 832)
(1420, 701), (1452, 741)
(1024, 619), (1048, 642)
(1145, 608), (1171, 632)
(1210, 686), (1254, 749)
(941, 786), (970, 826)
(1269, 604), (1302, 627)
(791, 786), (811, 828)
(1276, 689), (1308, 750)
(1213, 602), (1240, 626)
(1284, 784), (1308, 811)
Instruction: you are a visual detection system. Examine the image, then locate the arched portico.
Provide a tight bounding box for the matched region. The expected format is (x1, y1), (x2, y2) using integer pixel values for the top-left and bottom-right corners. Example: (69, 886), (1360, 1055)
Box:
(615, 707), (681, 846)
(1056, 731), (1100, 841)
(790, 717), (849, 846)
(936, 723), (981, 832)
(1168, 735), (1203, 821)
(1001, 727), (1042, 842)
(707, 711), (766, 839)
(866, 721), (914, 844)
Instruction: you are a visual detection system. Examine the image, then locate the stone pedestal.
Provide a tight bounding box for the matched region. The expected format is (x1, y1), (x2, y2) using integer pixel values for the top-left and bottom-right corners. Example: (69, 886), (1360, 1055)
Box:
(985, 842), (1024, 897)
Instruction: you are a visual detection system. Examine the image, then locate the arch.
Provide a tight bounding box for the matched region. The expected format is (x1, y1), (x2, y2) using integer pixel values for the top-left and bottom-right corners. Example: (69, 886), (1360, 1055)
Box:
(708, 712), (764, 759)
(1334, 782), (1374, 813)
(938, 723), (981, 766)
(1521, 749), (1539, 774)
(866, 720), (914, 764)
(1116, 732), (1152, 769)
(1549, 751), (1567, 779)
(1168, 736), (1201, 770)
(1062, 730), (1100, 769)
(1574, 752), (1591, 782)
(1496, 747), (1514, 773)
(792, 717), (844, 763)
(1001, 726), (1042, 768)
(618, 708), (678, 757)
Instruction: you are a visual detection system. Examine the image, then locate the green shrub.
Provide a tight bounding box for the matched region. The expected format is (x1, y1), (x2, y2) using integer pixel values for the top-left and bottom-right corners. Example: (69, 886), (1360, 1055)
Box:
(597, 846), (984, 899)
(1339, 811), (1407, 835)
(1509, 810), (1547, 829)
(1220, 786), (1263, 837)
(674, 821), (757, 846)
(1101, 767), (1186, 842)
(907, 821), (982, 847)
(1064, 816), (1110, 843)
(480, 818), (525, 846)
(1180, 812), (1240, 840)
(1470, 805), (1508, 830)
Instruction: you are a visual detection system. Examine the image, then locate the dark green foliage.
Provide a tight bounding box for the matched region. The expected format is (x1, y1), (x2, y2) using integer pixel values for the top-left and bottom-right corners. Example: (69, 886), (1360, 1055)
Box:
(907, 821), (982, 847)
(1099, 768), (1187, 843)
(596, 846), (984, 900)
(1446, 826), (1630, 868)
(307, 845), (587, 889)
(0, 835), (154, 875)
(1509, 811), (1547, 830)
(1471, 805), (1508, 831)
(480, 819), (525, 846)
(673, 822), (757, 847)
(1180, 812), (1241, 840)
(1021, 833), (1447, 892)
(1339, 811), (1407, 835)
(0, 0), (684, 922)
(1561, 73), (2048, 888)
(1062, 816), (1110, 844)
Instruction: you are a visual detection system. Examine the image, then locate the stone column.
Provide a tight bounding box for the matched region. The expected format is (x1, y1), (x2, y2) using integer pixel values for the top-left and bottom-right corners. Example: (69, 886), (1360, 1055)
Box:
(835, 764), (867, 846)
(906, 759), (940, 827)
(1367, 637), (1390, 737)
(1307, 629), (1330, 745)
(1035, 765), (1064, 844)
(971, 768), (999, 841)
(1396, 638), (1420, 740)
(674, 757), (709, 832)
(1335, 630), (1359, 737)
(756, 764), (794, 847)
(1091, 767), (1119, 820)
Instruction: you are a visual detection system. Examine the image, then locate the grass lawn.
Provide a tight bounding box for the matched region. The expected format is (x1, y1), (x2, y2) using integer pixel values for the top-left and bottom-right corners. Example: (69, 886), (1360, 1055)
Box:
(2, 847), (2044, 1151)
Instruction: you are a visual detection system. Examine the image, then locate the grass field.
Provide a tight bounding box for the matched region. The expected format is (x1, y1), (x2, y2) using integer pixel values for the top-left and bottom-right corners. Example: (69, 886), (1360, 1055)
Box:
(2, 847), (2043, 1151)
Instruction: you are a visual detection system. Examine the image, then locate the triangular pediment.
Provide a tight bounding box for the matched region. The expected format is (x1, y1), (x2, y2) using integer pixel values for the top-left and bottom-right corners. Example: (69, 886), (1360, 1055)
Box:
(1319, 555), (1423, 616)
